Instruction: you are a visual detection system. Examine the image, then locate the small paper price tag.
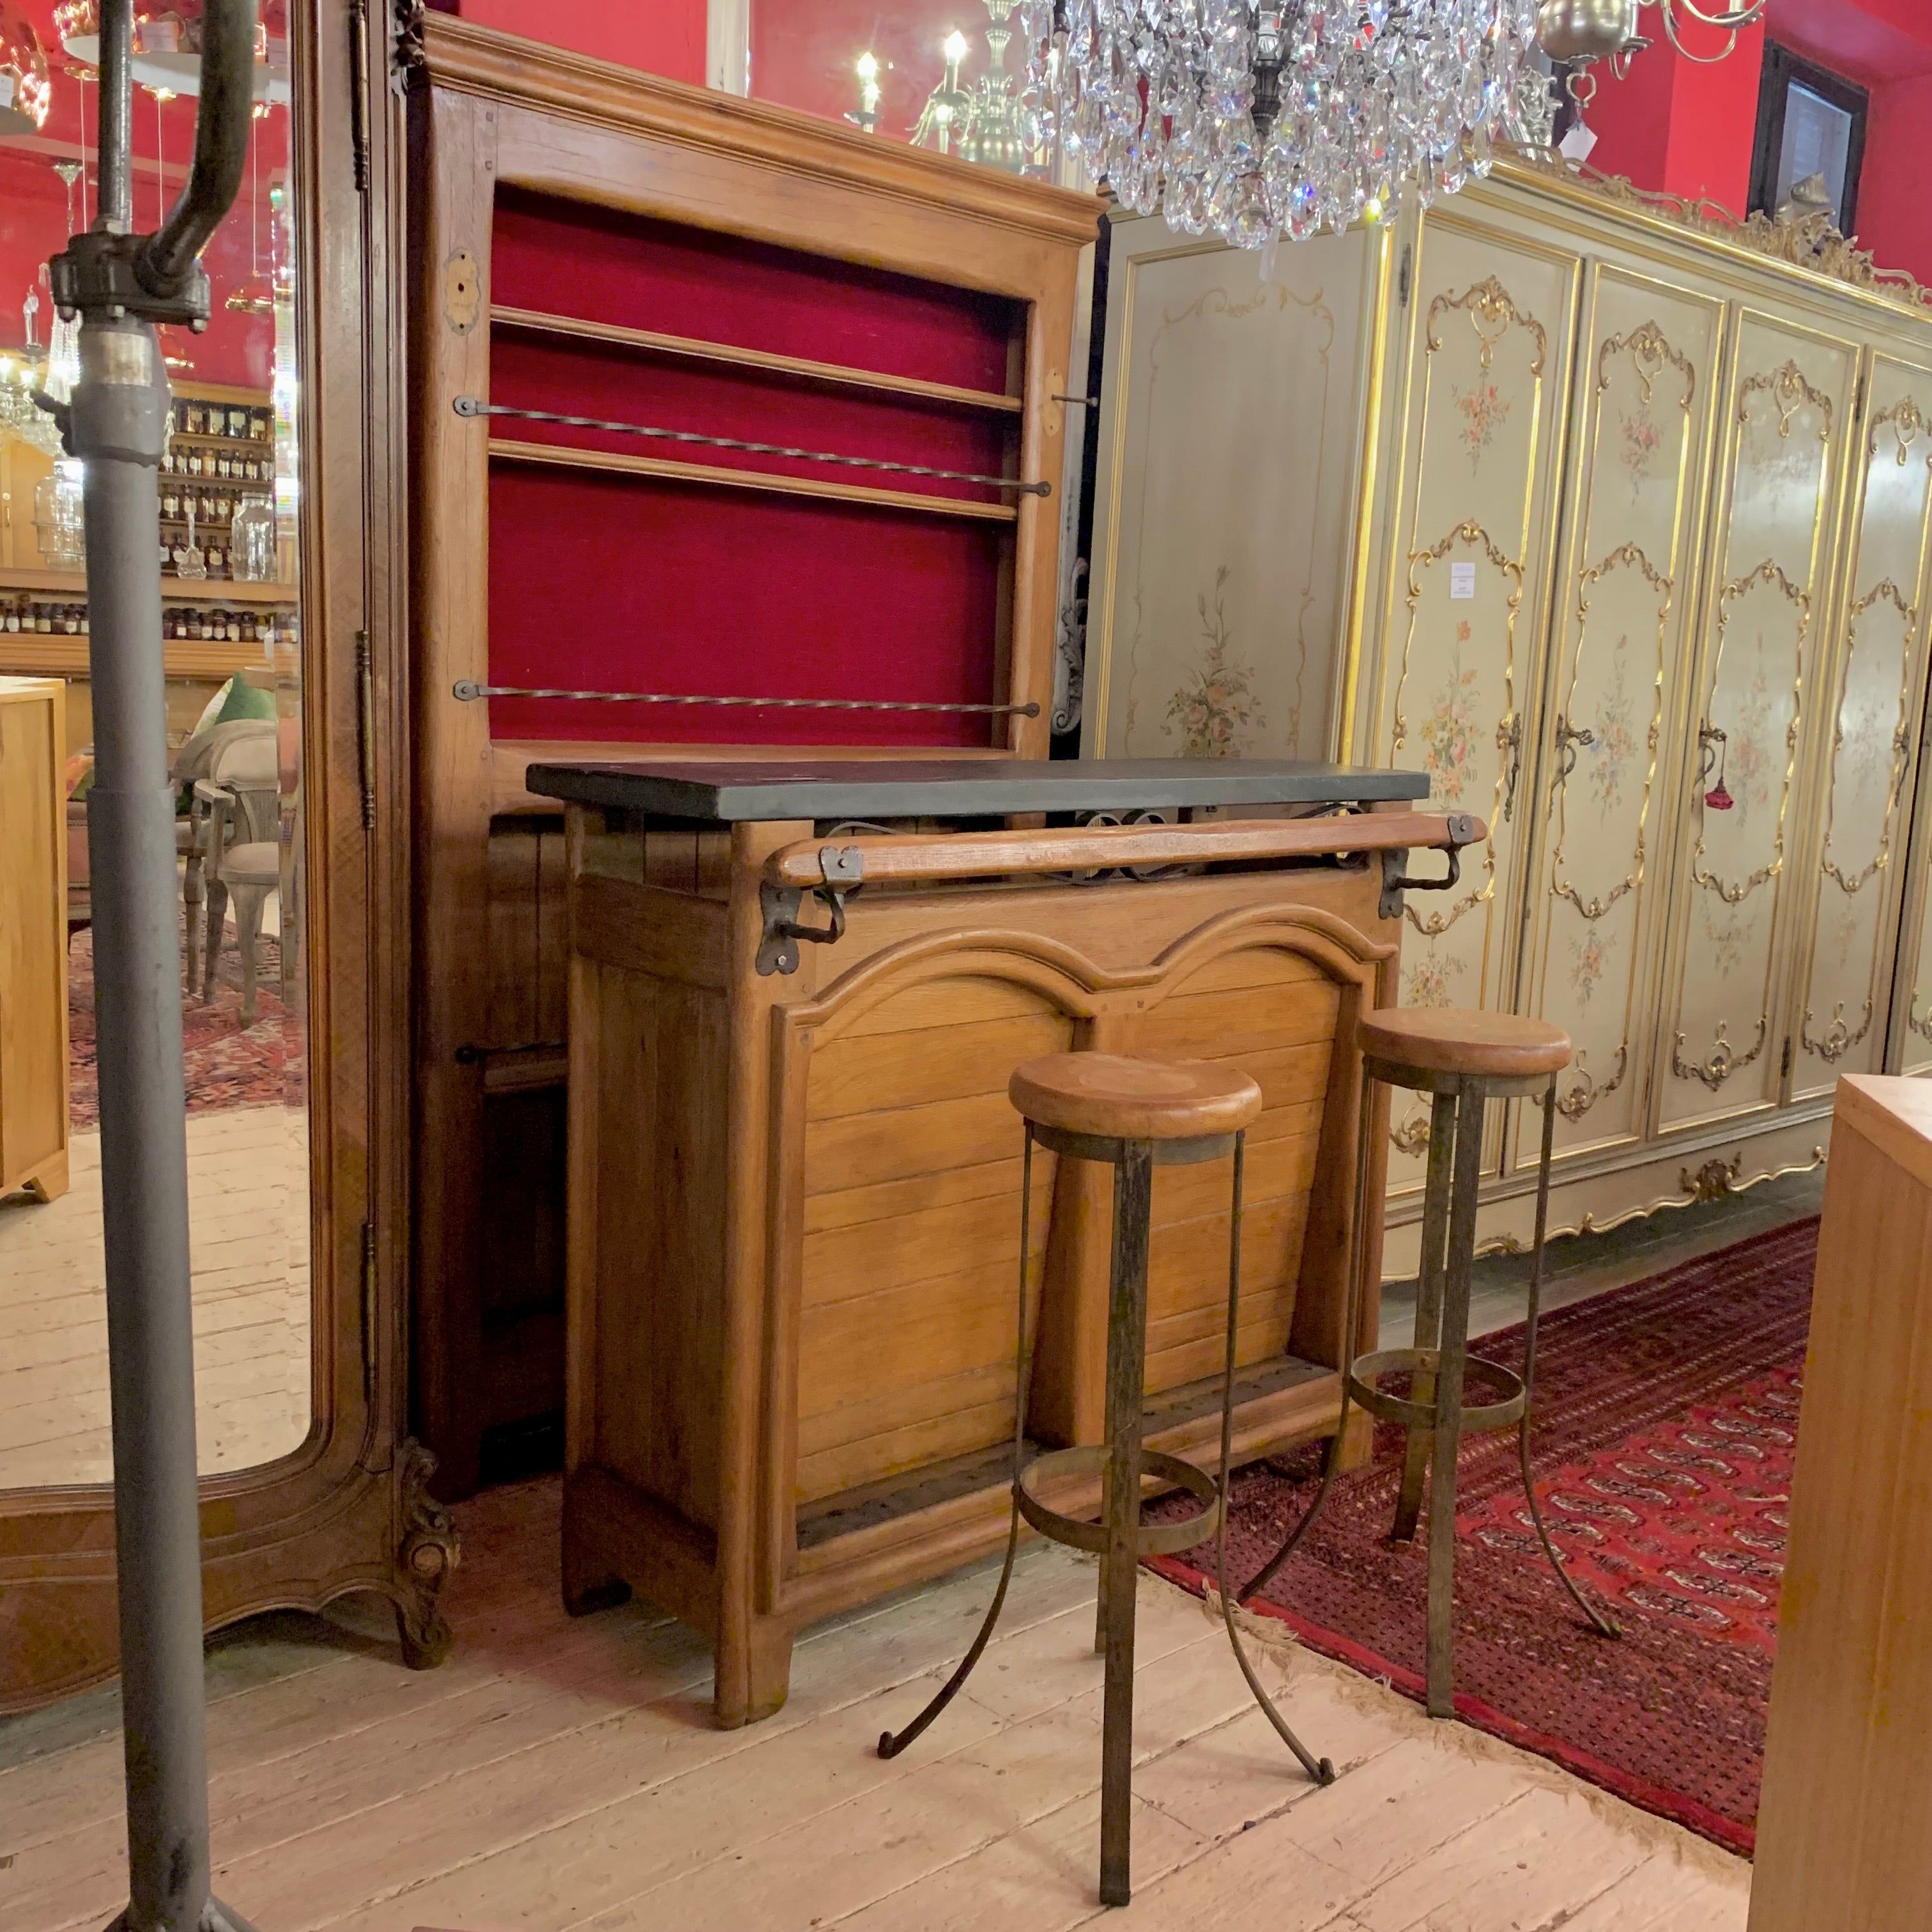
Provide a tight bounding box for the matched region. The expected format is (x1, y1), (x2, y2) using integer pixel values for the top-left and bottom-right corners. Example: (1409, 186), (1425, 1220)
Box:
(1449, 561), (1477, 600)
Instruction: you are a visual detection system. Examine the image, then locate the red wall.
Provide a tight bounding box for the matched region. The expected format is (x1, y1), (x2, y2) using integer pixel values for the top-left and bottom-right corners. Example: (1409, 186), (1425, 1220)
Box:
(1771, 0), (1932, 290)
(1586, 13), (1766, 215)
(1585, 1), (1932, 288)
(0, 1), (284, 385)
(1859, 72), (1932, 291)
(430, 0), (706, 84)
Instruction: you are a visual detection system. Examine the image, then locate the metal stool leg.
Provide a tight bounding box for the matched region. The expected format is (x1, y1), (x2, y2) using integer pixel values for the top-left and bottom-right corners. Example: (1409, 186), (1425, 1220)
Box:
(1424, 1078), (1487, 1717)
(878, 1129), (1041, 1761)
(1098, 1140), (1154, 1906)
(1213, 1132), (1336, 1785)
(1516, 1080), (1621, 1641)
(1393, 1085), (1459, 1544)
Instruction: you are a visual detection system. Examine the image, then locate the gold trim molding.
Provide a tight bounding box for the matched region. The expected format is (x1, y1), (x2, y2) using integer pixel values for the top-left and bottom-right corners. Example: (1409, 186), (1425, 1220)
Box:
(1427, 277), (1549, 376)
(1501, 149), (1932, 316)
(1739, 361), (1834, 445)
(1820, 579), (1917, 896)
(1597, 319), (1696, 410)
(1673, 1017), (1769, 1091)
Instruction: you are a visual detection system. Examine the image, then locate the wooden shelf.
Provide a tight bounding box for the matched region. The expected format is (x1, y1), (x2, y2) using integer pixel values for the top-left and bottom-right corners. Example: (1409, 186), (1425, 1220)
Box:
(491, 304), (1024, 416)
(0, 634), (267, 680)
(0, 565), (297, 607)
(489, 436), (1020, 524)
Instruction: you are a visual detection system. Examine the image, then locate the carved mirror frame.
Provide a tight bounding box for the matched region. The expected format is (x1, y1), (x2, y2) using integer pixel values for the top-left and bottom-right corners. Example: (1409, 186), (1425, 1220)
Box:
(0, 0), (447, 1713)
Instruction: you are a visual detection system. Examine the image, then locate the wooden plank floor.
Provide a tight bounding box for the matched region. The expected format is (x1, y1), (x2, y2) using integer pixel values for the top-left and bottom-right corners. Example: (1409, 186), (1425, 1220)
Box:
(1, 1174), (1810, 1927)
(0, 1109), (311, 1489)
(0, 1476), (1751, 1931)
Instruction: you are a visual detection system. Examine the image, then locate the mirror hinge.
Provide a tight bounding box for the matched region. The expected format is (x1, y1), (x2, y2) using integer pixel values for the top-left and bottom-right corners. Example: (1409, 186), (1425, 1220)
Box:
(1398, 243), (1412, 308)
(355, 629), (376, 831)
(350, 0), (372, 193)
(1781, 1037), (1794, 1079)
(360, 1220), (378, 1404)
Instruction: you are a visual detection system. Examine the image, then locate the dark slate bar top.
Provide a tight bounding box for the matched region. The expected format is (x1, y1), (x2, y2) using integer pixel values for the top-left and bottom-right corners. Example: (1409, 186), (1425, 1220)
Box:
(524, 757), (1431, 824)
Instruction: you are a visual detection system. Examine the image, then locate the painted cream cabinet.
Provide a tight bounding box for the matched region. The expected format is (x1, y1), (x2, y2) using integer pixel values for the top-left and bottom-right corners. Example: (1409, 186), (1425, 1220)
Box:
(1086, 157), (1932, 1262)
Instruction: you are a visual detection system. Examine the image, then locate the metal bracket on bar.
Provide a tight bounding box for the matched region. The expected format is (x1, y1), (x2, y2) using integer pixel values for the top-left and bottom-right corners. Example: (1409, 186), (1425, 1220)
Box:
(757, 845), (866, 976)
(1378, 812), (1482, 921)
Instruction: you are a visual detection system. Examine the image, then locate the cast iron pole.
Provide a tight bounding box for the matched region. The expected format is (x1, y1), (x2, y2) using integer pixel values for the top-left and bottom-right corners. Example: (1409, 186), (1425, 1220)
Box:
(45, 5), (263, 1928)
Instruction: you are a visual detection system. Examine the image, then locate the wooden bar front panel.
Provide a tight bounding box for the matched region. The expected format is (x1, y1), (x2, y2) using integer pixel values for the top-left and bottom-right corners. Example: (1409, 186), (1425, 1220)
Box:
(562, 816), (1399, 1725)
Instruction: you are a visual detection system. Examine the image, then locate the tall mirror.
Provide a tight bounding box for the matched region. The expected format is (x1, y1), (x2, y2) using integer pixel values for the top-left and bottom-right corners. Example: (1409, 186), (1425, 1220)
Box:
(0, 0), (309, 1489)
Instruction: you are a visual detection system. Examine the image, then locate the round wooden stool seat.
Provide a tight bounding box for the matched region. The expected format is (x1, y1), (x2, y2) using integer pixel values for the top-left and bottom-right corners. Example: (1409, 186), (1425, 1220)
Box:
(1009, 1052), (1262, 1142)
(1358, 1007), (1570, 1082)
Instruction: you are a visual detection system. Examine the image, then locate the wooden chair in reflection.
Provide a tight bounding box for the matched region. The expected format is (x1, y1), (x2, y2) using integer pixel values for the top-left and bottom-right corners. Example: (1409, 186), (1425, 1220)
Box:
(172, 717), (277, 989)
(194, 729), (282, 1025)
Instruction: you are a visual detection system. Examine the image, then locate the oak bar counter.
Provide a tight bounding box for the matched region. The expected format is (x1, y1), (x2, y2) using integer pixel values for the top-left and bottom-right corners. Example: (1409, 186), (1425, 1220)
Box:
(530, 756), (1474, 1725)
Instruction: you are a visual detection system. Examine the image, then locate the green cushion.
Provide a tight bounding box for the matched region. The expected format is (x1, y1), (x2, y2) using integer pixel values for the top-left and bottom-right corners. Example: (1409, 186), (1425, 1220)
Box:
(194, 674), (277, 733)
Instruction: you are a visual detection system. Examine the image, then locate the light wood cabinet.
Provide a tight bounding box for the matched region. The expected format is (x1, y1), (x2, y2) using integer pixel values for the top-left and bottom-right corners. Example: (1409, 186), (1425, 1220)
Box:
(1090, 158), (1932, 1259)
(0, 677), (68, 1205)
(0, 428), (56, 571)
(1751, 1075), (1932, 1931)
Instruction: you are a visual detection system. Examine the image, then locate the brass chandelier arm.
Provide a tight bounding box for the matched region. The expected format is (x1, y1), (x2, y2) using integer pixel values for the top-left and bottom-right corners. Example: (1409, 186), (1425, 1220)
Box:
(1657, 1), (1768, 64)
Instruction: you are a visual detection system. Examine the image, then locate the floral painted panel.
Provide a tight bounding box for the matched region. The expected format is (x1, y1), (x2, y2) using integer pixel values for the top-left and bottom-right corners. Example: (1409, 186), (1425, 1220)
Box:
(1163, 567), (1266, 755)
(1519, 275), (1719, 1171)
(1376, 222), (1578, 1187)
(1092, 223), (1374, 762)
(1384, 521), (1526, 1170)
(1670, 563), (1810, 1109)
(1798, 362), (1932, 1094)
(1662, 319), (1855, 1132)
(1538, 549), (1673, 1151)
(1661, 316), (1855, 1128)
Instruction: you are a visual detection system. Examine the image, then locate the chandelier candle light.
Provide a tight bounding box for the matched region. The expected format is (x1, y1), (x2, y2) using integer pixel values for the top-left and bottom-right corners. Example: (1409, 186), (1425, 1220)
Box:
(1019, 1), (1543, 256)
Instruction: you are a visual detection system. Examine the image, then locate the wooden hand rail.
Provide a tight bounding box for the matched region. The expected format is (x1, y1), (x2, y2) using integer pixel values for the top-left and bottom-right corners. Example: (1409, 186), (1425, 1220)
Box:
(764, 809), (1484, 889)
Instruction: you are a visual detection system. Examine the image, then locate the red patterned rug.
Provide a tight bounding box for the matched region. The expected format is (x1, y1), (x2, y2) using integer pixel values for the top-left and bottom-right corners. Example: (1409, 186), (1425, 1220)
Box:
(1147, 1217), (1817, 1857)
(66, 921), (307, 1128)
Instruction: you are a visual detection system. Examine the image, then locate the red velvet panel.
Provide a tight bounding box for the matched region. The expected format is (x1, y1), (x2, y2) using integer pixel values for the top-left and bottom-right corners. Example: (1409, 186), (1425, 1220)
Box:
(484, 190), (1022, 749)
(490, 334), (1013, 509)
(486, 465), (1005, 747)
(491, 189), (1020, 395)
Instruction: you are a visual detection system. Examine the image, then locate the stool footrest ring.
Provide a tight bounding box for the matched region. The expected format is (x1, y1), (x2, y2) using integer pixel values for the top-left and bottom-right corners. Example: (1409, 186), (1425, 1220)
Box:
(1016, 1445), (1221, 1558)
(1345, 1347), (1527, 1434)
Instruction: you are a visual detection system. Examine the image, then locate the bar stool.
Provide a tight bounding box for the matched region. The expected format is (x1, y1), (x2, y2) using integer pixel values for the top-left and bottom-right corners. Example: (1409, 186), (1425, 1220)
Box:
(1238, 1008), (1620, 1721)
(878, 1052), (1334, 1908)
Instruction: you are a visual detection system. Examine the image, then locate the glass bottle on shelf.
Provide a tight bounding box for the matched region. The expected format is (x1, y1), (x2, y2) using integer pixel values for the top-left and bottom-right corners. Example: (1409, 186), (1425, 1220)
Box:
(33, 461), (86, 571)
(230, 491), (278, 583)
(174, 503), (208, 581)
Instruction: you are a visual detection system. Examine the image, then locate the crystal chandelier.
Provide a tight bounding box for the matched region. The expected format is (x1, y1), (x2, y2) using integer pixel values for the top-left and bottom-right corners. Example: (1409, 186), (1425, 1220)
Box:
(1015, 2), (1543, 251)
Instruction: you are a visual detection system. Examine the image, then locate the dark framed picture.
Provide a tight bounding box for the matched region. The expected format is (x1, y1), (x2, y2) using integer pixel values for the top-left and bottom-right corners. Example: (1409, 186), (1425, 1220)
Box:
(1751, 42), (1869, 236)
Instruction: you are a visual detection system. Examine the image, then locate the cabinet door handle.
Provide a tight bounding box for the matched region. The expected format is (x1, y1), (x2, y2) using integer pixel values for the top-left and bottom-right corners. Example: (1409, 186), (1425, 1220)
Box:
(1499, 714), (1522, 823)
(1554, 715), (1595, 781)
